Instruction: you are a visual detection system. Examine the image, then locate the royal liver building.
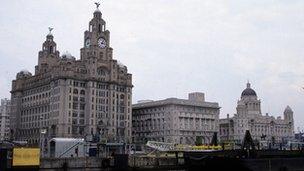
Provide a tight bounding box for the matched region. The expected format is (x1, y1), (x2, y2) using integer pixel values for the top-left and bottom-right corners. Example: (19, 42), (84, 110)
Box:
(10, 5), (133, 145)
(219, 82), (294, 144)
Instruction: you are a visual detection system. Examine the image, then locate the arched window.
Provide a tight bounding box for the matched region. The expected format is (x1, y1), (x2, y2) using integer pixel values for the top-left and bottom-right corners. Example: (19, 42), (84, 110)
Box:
(49, 46), (53, 54)
(51, 125), (56, 135)
(97, 68), (106, 76)
(98, 24), (101, 32)
(80, 90), (85, 95)
(73, 89), (78, 94)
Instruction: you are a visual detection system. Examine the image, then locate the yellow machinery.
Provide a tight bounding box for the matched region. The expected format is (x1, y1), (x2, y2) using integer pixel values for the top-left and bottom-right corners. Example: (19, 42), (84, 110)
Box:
(191, 145), (222, 151)
(146, 141), (223, 152)
(12, 148), (40, 167)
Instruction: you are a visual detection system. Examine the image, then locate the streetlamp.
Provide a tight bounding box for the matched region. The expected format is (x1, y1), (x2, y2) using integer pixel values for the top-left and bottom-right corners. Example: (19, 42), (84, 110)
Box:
(163, 120), (166, 143)
(40, 116), (47, 157)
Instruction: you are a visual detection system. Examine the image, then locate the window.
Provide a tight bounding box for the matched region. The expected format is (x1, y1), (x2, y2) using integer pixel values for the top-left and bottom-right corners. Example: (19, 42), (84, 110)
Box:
(73, 96), (78, 101)
(73, 103), (78, 110)
(72, 112), (78, 117)
(80, 90), (85, 95)
(80, 104), (85, 110)
(97, 68), (106, 76)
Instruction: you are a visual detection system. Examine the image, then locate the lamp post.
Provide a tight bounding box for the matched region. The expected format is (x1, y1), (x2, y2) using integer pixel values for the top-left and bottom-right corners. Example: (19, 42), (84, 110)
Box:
(40, 116), (47, 157)
(204, 119), (207, 144)
(163, 120), (166, 142)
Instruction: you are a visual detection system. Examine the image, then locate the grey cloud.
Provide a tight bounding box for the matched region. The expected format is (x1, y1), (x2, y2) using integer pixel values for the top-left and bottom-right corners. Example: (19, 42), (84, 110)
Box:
(0, 0), (304, 130)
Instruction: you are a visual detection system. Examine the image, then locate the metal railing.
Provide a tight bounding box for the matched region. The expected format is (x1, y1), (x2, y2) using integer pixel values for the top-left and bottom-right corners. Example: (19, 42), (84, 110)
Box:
(58, 142), (82, 158)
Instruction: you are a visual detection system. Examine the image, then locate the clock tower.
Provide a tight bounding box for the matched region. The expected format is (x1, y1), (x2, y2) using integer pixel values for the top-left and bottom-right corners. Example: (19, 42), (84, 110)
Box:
(36, 28), (60, 74)
(80, 4), (112, 61)
(11, 2), (133, 145)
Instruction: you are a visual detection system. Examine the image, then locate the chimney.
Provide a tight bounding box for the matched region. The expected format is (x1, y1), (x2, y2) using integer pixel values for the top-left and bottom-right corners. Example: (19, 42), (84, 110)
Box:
(188, 92), (205, 102)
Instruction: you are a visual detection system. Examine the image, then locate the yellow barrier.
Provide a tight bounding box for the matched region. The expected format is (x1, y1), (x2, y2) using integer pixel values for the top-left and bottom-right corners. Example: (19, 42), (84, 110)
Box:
(191, 145), (222, 151)
(12, 148), (40, 166)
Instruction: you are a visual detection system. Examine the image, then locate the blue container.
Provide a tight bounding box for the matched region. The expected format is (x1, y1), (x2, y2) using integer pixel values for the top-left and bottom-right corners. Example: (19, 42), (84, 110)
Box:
(89, 148), (97, 157)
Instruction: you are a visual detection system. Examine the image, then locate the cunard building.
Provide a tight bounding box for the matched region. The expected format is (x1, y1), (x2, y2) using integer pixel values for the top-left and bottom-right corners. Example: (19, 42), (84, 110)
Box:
(132, 92), (220, 145)
(10, 4), (133, 146)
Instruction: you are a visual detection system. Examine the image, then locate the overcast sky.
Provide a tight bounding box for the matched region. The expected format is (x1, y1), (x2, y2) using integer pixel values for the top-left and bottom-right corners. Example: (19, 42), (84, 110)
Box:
(0, 0), (303, 131)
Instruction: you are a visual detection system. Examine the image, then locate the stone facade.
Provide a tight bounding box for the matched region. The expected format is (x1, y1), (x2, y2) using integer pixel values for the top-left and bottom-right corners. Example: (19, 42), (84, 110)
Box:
(219, 82), (294, 144)
(0, 99), (11, 141)
(132, 92), (220, 145)
(10, 7), (133, 145)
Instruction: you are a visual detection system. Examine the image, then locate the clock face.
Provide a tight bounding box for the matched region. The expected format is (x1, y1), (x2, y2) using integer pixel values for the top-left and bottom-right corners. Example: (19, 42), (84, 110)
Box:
(85, 38), (91, 48)
(98, 38), (106, 48)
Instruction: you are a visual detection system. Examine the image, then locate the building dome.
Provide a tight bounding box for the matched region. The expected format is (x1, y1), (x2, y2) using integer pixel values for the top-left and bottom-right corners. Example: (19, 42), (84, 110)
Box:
(284, 105), (293, 113)
(20, 69), (31, 75)
(117, 61), (126, 68)
(61, 51), (75, 60)
(94, 8), (101, 13)
(16, 69), (32, 79)
(93, 2), (102, 17)
(241, 82), (257, 97)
